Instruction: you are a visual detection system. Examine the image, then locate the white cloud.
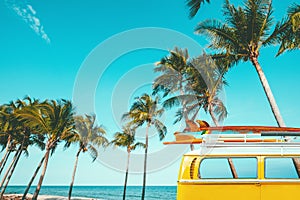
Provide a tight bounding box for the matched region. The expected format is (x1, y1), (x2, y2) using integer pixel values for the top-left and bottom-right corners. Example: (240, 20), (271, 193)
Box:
(5, 0), (51, 43)
(32, 17), (41, 26)
(27, 5), (36, 15)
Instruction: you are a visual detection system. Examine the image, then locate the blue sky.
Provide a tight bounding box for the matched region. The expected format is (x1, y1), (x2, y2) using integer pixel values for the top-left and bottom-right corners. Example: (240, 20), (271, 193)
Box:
(0, 0), (300, 186)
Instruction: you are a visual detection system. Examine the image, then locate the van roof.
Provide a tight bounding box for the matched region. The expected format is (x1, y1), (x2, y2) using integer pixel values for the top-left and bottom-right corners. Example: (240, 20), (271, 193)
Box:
(185, 143), (300, 156)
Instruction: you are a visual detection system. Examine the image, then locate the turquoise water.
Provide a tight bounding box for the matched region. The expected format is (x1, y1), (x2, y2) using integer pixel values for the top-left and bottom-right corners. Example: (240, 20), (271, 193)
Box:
(5, 186), (176, 200)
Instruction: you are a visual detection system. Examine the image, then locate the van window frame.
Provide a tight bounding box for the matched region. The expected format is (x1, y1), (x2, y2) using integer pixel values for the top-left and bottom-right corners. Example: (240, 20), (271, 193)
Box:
(264, 156), (300, 179)
(198, 156), (258, 179)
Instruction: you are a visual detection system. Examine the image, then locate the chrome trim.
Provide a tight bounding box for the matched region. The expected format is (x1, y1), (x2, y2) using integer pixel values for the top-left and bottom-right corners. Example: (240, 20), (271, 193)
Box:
(202, 143), (300, 147)
(178, 179), (300, 184)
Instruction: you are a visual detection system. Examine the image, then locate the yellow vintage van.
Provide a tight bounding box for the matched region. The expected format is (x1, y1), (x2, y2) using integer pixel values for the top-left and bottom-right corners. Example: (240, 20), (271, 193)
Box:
(164, 126), (300, 200)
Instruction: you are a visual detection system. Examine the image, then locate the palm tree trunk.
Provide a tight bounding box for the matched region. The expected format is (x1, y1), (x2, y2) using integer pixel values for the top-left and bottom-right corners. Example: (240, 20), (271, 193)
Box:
(181, 85), (196, 151)
(32, 148), (51, 200)
(123, 149), (130, 200)
(209, 105), (219, 126)
(250, 57), (285, 127)
(68, 148), (82, 200)
(22, 155), (46, 200)
(227, 157), (238, 178)
(209, 107), (237, 178)
(0, 136), (11, 170)
(141, 124), (149, 200)
(0, 145), (22, 189)
(0, 150), (9, 170)
(0, 143), (23, 198)
(0, 150), (11, 176)
(252, 57), (299, 172)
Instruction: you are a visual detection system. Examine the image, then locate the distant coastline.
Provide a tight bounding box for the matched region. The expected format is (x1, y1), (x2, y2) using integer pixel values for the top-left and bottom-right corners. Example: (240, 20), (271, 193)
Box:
(5, 186), (176, 200)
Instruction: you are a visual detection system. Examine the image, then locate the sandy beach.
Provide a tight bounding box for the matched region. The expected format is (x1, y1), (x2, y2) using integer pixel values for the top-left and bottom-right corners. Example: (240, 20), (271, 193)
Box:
(3, 194), (98, 200)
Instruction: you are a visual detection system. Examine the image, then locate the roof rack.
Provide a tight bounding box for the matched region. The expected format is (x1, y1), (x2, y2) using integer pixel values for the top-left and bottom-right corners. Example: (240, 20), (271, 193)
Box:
(198, 126), (300, 133)
(163, 126), (300, 146)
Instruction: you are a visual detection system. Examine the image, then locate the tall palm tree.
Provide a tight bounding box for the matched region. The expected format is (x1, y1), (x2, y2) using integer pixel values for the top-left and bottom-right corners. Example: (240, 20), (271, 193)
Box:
(66, 114), (108, 200)
(110, 126), (145, 200)
(18, 99), (75, 200)
(195, 0), (294, 127)
(123, 94), (167, 200)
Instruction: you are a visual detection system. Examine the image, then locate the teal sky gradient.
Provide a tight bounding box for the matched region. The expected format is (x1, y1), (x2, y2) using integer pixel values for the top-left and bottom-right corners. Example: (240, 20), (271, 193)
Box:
(0, 0), (300, 186)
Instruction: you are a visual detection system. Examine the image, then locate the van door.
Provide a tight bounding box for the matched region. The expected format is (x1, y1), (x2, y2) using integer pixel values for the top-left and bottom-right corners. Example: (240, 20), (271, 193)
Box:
(194, 157), (260, 200)
(261, 157), (300, 200)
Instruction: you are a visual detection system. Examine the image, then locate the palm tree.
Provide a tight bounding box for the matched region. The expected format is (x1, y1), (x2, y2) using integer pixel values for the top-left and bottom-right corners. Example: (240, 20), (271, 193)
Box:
(195, 0), (294, 127)
(189, 55), (228, 126)
(159, 52), (227, 127)
(0, 97), (44, 197)
(66, 114), (108, 200)
(0, 134), (27, 198)
(123, 94), (167, 200)
(18, 99), (75, 200)
(0, 144), (22, 193)
(110, 126), (145, 200)
(153, 48), (199, 130)
(154, 50), (227, 148)
(0, 105), (13, 174)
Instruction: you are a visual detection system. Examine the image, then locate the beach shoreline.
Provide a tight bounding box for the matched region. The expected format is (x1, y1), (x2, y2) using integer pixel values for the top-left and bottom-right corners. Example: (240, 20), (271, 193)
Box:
(3, 194), (98, 200)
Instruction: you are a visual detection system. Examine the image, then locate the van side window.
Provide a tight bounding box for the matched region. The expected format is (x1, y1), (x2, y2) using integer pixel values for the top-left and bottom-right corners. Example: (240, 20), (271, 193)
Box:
(231, 158), (257, 178)
(265, 157), (300, 179)
(199, 157), (257, 179)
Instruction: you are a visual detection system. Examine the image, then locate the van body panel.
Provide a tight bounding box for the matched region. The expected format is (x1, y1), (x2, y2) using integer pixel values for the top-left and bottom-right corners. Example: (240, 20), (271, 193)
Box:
(177, 181), (260, 200)
(177, 153), (300, 200)
(261, 182), (300, 200)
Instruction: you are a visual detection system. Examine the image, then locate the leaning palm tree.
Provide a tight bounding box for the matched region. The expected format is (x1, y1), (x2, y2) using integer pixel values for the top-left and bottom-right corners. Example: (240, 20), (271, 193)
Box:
(66, 114), (108, 200)
(0, 97), (44, 197)
(0, 133), (28, 198)
(0, 98), (40, 175)
(123, 94), (167, 200)
(195, 0), (296, 127)
(110, 126), (145, 200)
(0, 135), (11, 175)
(0, 105), (13, 174)
(18, 99), (75, 200)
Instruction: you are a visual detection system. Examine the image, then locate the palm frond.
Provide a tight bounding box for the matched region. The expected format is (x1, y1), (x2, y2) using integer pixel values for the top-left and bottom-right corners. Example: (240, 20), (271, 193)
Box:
(152, 119), (167, 141)
(271, 3), (300, 55)
(244, 0), (273, 46)
(212, 99), (228, 121)
(163, 95), (201, 109)
(131, 142), (146, 150)
(195, 19), (240, 52)
(173, 109), (184, 124)
(186, 0), (210, 18)
(87, 144), (98, 162)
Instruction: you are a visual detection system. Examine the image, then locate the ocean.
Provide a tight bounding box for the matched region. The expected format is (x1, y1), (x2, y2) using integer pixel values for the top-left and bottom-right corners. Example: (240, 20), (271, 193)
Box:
(5, 186), (177, 200)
